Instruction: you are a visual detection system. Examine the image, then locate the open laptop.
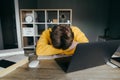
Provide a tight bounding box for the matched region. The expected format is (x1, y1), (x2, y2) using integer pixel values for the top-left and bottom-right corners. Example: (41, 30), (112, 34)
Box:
(55, 40), (120, 73)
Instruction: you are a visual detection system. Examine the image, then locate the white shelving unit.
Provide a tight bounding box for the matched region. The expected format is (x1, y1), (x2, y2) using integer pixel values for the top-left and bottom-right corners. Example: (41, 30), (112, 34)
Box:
(20, 9), (72, 49)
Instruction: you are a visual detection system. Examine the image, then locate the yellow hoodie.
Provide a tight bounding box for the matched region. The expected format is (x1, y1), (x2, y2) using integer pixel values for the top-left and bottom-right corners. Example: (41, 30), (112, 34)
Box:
(36, 26), (89, 56)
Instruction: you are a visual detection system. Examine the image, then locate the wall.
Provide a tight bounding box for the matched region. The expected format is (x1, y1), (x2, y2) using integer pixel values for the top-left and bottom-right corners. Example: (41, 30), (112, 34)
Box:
(107, 0), (120, 39)
(0, 19), (3, 49)
(19, 0), (37, 9)
(19, 0), (110, 41)
(76, 0), (109, 41)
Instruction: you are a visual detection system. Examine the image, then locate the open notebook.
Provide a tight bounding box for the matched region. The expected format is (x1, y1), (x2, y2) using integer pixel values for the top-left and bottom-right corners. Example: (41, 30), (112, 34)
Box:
(0, 52), (28, 77)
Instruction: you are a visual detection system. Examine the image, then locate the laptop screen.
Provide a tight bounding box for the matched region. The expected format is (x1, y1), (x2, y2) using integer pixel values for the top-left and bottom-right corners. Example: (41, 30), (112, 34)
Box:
(56, 40), (120, 73)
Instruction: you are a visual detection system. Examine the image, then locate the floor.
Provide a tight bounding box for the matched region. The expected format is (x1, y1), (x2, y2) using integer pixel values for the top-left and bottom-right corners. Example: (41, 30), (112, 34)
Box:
(1, 59), (120, 80)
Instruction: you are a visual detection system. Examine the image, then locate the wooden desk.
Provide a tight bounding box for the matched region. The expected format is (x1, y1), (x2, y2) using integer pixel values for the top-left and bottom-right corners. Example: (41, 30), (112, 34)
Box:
(1, 59), (120, 80)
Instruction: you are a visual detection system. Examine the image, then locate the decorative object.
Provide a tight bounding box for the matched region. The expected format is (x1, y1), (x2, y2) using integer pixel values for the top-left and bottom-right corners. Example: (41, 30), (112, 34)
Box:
(53, 19), (58, 23)
(25, 15), (33, 23)
(60, 14), (66, 22)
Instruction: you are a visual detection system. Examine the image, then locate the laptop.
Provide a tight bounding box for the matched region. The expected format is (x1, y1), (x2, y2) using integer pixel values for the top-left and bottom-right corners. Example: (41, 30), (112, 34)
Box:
(55, 40), (120, 73)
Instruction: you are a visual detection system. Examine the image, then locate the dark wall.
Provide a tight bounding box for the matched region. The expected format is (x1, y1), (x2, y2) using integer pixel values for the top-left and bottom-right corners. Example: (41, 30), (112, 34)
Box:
(76, 0), (109, 41)
(19, 0), (110, 41)
(107, 0), (120, 39)
(19, 0), (37, 9)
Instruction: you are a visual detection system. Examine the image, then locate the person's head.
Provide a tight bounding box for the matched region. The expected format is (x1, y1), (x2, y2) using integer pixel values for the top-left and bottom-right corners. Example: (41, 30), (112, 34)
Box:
(50, 24), (74, 50)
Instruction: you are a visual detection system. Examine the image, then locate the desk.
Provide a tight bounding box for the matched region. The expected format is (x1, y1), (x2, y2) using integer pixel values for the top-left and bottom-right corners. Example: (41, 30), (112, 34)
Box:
(1, 59), (120, 80)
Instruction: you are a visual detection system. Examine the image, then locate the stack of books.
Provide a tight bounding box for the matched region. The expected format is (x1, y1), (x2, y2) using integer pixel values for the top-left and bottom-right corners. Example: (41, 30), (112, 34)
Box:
(110, 57), (120, 67)
(110, 52), (120, 67)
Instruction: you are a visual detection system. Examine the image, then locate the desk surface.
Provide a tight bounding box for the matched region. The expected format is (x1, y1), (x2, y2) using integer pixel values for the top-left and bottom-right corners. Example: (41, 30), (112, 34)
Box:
(1, 59), (120, 80)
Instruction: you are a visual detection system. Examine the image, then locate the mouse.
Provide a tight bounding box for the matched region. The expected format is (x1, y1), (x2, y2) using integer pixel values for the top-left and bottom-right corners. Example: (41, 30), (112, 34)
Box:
(28, 60), (39, 68)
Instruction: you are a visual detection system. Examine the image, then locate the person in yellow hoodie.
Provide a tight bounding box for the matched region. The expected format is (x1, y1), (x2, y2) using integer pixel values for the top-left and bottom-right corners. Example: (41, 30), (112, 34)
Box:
(29, 24), (89, 68)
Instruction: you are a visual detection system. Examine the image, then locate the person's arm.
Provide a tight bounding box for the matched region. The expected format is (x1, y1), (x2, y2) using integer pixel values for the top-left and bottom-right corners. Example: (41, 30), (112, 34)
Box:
(73, 27), (89, 43)
(67, 26), (89, 50)
(36, 29), (63, 56)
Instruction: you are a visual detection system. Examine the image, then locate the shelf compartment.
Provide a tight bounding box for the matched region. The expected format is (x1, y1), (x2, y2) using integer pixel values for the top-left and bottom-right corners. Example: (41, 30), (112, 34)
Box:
(47, 11), (58, 23)
(59, 11), (71, 23)
(23, 37), (34, 47)
(35, 37), (40, 45)
(21, 10), (33, 23)
(34, 11), (45, 22)
(47, 24), (58, 29)
(34, 24), (45, 35)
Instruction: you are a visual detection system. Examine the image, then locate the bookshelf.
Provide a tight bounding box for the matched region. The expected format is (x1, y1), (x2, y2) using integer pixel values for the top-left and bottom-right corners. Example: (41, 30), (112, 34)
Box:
(20, 9), (72, 49)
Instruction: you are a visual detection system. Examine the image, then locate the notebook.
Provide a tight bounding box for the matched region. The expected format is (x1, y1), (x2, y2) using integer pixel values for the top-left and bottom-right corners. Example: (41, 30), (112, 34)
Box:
(55, 40), (120, 73)
(110, 57), (120, 67)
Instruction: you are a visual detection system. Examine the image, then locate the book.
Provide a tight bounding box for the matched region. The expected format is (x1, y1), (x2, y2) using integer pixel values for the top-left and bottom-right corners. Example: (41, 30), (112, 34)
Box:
(22, 27), (34, 36)
(110, 57), (120, 67)
(0, 48), (24, 57)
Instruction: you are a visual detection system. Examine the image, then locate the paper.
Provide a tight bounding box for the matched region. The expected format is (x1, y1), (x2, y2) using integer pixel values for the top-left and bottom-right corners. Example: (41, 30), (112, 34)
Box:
(22, 27), (34, 36)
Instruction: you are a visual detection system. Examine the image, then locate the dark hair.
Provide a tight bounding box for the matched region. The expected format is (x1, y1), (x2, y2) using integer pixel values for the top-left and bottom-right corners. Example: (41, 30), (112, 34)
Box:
(50, 24), (74, 50)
